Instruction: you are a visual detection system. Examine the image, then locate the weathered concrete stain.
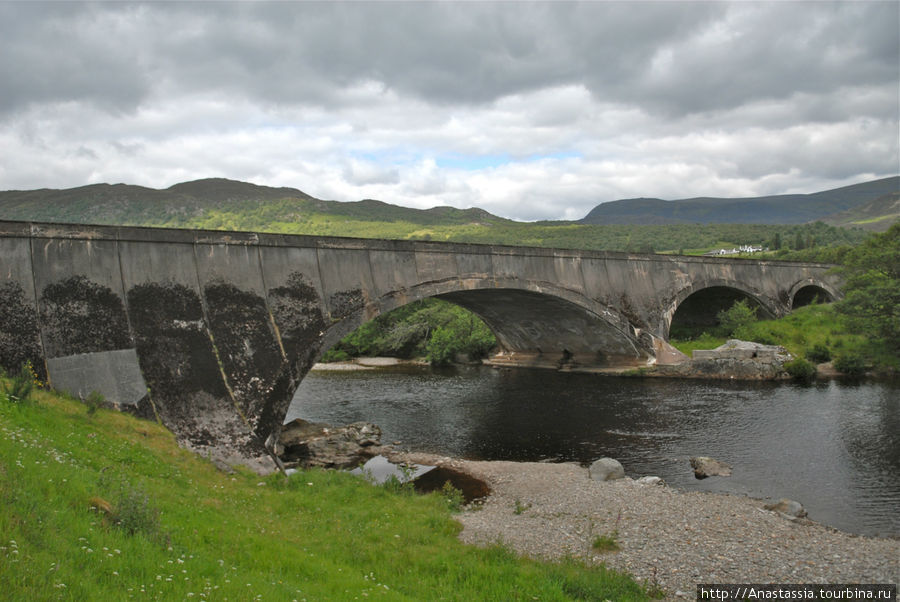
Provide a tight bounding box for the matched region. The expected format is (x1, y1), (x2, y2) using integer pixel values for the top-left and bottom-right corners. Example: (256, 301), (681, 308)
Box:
(0, 281), (45, 379)
(39, 275), (131, 357)
(328, 288), (365, 321)
(203, 282), (282, 402)
(267, 272), (327, 361)
(126, 282), (239, 448)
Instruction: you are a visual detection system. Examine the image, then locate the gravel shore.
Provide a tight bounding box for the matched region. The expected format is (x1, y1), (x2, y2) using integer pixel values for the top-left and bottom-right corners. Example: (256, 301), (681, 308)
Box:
(399, 455), (899, 600)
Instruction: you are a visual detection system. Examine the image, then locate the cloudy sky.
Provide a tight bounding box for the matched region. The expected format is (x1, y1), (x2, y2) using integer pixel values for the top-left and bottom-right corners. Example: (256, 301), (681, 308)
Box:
(1, 1), (897, 221)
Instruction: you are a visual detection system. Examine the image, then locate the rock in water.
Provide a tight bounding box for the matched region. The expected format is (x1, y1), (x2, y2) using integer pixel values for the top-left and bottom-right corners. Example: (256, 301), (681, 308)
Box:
(589, 457), (625, 481)
(690, 456), (732, 479)
(764, 498), (807, 519)
(277, 418), (383, 469)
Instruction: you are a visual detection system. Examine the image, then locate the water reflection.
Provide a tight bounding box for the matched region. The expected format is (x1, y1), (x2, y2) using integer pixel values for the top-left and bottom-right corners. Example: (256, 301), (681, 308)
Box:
(287, 365), (900, 537)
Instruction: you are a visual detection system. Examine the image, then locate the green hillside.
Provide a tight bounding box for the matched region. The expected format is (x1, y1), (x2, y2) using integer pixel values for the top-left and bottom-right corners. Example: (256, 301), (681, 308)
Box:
(820, 192), (900, 232)
(579, 176), (899, 225)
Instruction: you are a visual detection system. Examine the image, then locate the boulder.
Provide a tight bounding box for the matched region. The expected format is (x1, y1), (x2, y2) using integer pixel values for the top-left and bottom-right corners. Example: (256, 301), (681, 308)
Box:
(690, 456), (732, 479)
(278, 418), (383, 469)
(764, 498), (807, 519)
(279, 418), (333, 447)
(636, 476), (664, 486)
(655, 339), (795, 380)
(589, 457), (625, 481)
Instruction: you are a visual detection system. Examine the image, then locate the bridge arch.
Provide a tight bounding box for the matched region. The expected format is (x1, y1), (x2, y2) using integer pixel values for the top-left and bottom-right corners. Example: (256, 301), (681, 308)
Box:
(319, 279), (652, 371)
(663, 279), (781, 340)
(788, 279), (839, 309)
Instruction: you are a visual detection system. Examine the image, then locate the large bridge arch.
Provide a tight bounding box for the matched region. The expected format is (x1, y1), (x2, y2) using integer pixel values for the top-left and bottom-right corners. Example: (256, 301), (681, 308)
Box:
(320, 279), (652, 371)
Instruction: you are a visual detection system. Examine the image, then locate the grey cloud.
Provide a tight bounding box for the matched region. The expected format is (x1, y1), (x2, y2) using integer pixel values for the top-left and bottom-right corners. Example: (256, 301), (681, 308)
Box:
(0, 3), (151, 115)
(5, 2), (895, 119)
(624, 3), (900, 117)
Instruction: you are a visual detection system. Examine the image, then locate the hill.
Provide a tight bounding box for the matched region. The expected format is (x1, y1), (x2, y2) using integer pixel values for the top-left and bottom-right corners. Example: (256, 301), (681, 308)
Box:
(820, 191), (900, 232)
(0, 177), (510, 230)
(579, 177), (899, 225)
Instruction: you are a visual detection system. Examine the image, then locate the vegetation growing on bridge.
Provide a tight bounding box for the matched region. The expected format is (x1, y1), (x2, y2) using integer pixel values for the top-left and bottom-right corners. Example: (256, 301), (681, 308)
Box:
(0, 380), (656, 601)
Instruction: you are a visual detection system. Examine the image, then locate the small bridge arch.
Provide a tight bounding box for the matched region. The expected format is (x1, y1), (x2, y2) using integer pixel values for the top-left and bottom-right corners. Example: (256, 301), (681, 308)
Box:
(664, 279), (782, 339)
(789, 280), (839, 309)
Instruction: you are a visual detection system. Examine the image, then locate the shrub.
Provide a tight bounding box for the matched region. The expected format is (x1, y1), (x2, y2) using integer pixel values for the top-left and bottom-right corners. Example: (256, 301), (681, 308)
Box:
(2, 362), (36, 403)
(591, 532), (620, 553)
(784, 358), (817, 382)
(112, 482), (162, 539)
(717, 299), (758, 336)
(425, 326), (459, 366)
(320, 349), (351, 363)
(84, 390), (105, 416)
(439, 481), (465, 512)
(805, 343), (832, 364)
(834, 352), (867, 377)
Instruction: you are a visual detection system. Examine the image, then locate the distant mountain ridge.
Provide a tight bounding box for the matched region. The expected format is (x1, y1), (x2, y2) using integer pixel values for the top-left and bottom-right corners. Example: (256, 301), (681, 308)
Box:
(579, 176), (899, 225)
(1, 176), (897, 232)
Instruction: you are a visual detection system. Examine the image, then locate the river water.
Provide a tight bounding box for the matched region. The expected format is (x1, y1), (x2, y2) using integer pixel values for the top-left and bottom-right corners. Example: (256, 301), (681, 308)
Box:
(286, 364), (900, 538)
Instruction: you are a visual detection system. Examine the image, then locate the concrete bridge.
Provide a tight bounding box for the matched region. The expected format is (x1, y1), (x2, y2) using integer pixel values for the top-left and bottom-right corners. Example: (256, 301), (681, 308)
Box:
(0, 220), (840, 462)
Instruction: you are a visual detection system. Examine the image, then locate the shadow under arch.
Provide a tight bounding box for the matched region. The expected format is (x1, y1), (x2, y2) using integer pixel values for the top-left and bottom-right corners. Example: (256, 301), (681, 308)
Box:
(789, 280), (839, 309)
(664, 280), (780, 340)
(316, 281), (652, 372)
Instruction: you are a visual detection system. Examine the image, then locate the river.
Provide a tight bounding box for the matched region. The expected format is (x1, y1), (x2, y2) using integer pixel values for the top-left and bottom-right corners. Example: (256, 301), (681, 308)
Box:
(286, 364), (900, 538)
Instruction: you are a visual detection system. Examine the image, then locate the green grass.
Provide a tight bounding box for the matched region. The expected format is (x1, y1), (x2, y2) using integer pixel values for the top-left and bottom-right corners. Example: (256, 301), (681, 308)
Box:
(0, 384), (656, 601)
(671, 304), (898, 373)
(669, 332), (728, 357)
(591, 533), (620, 553)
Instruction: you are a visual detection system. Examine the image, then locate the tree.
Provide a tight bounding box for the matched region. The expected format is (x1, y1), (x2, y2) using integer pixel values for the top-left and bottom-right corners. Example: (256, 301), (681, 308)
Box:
(716, 299), (758, 336)
(835, 223), (900, 352)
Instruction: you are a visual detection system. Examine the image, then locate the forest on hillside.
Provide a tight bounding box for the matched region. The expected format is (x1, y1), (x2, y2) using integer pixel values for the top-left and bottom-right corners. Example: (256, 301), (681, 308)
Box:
(151, 200), (869, 257)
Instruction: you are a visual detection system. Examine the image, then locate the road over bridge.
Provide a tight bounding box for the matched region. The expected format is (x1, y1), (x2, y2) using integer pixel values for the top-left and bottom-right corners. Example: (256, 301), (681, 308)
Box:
(0, 220), (840, 462)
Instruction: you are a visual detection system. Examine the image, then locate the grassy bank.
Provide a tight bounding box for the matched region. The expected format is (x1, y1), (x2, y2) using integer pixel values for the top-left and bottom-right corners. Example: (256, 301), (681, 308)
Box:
(670, 303), (899, 374)
(0, 384), (655, 601)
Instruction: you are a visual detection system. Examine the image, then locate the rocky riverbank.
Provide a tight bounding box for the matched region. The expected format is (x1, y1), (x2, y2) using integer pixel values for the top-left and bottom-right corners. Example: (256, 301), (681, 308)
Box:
(313, 341), (803, 381)
(272, 419), (897, 600)
(391, 453), (898, 601)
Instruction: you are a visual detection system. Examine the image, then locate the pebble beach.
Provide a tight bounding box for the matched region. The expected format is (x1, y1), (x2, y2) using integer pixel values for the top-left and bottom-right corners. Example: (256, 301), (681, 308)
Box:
(397, 454), (899, 600)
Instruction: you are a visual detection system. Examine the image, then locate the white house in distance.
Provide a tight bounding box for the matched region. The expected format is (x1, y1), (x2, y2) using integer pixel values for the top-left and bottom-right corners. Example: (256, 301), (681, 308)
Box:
(704, 245), (766, 256)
